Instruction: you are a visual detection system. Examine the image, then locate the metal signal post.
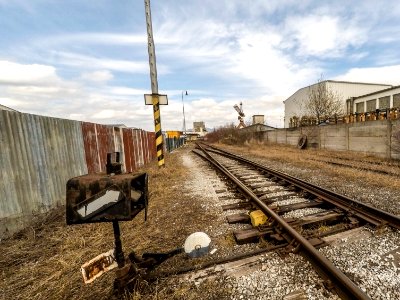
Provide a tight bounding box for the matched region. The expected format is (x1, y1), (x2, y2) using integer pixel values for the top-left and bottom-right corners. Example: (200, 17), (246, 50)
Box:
(144, 0), (165, 167)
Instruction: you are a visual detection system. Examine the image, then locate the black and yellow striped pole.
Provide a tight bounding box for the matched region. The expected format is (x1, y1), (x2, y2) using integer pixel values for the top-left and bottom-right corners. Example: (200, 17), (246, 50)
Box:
(144, 0), (167, 167)
(152, 95), (164, 167)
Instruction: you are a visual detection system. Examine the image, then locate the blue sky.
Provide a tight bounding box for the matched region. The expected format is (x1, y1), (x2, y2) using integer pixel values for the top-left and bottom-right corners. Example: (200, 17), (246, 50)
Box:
(1, 1), (400, 130)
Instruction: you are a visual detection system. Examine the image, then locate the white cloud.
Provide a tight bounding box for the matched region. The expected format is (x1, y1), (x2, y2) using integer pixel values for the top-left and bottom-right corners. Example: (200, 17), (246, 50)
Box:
(0, 97), (24, 108)
(107, 86), (148, 96)
(284, 14), (366, 57)
(0, 61), (60, 85)
(226, 30), (321, 95)
(335, 65), (400, 85)
(91, 109), (117, 119)
(80, 70), (113, 83)
(52, 51), (155, 74)
(34, 33), (176, 48)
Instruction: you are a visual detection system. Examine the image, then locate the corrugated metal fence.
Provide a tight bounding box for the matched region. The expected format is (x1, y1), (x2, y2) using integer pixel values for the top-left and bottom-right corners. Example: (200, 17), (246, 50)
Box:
(0, 110), (156, 237)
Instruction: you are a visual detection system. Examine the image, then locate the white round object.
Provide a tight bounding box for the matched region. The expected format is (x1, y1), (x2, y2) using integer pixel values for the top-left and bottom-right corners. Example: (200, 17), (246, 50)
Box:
(184, 232), (211, 258)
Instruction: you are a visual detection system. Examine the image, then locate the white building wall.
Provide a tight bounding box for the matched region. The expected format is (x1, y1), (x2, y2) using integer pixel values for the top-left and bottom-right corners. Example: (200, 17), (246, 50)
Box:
(284, 81), (391, 128)
(352, 86), (400, 113)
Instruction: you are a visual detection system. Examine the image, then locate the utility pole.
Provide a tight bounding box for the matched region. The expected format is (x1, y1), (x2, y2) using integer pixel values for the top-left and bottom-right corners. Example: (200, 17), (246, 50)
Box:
(182, 91), (188, 142)
(144, 0), (165, 167)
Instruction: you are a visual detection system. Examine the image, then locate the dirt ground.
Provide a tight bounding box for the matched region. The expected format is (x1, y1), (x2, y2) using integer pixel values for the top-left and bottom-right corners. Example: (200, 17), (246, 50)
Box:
(1, 142), (399, 300)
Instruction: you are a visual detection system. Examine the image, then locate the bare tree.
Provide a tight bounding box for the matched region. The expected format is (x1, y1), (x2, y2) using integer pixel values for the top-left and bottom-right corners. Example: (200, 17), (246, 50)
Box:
(304, 76), (344, 124)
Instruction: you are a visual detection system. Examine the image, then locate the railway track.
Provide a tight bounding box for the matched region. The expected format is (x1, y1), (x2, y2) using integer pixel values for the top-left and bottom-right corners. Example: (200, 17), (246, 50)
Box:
(306, 157), (399, 176)
(192, 143), (400, 300)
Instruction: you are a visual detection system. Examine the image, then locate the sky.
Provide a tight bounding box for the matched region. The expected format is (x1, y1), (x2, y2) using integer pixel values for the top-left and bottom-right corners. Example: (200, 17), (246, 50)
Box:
(1, 1), (400, 130)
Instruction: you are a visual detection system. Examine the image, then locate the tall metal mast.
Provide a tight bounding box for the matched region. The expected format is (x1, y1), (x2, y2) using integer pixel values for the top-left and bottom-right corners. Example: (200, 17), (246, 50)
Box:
(144, 0), (164, 167)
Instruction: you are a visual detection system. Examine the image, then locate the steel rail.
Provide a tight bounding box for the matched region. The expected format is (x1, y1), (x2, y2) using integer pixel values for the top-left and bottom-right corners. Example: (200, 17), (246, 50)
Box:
(204, 144), (400, 230)
(193, 145), (370, 300)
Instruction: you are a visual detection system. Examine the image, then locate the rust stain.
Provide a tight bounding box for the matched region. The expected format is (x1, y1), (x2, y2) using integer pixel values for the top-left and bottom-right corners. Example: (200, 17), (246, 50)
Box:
(82, 122), (100, 174)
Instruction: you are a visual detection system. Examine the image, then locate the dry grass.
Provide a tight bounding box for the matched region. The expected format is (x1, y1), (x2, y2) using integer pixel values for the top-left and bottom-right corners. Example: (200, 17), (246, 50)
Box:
(217, 142), (400, 189)
(0, 148), (218, 300)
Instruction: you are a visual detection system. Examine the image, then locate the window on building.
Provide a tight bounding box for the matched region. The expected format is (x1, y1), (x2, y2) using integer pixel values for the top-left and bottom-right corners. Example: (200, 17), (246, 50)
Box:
(379, 96), (390, 109)
(356, 102), (364, 113)
(393, 93), (400, 108)
(366, 99), (376, 112)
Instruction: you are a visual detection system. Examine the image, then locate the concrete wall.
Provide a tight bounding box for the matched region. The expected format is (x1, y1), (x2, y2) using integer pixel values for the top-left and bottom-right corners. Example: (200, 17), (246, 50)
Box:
(265, 119), (400, 159)
(0, 110), (156, 238)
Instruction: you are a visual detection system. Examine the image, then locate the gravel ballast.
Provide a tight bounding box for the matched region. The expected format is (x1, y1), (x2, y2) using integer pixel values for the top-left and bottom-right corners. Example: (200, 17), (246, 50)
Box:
(176, 145), (400, 300)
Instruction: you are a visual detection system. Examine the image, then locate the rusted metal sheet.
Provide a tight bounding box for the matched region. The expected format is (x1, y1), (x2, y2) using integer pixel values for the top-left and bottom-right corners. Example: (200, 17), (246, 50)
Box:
(141, 130), (149, 165)
(132, 130), (140, 169)
(82, 123), (119, 174)
(81, 127), (156, 174)
(133, 129), (144, 168)
(96, 124), (114, 173)
(81, 122), (100, 174)
(113, 127), (125, 171)
(148, 132), (156, 160)
(0, 110), (87, 237)
(1, 109), (156, 237)
(122, 128), (134, 172)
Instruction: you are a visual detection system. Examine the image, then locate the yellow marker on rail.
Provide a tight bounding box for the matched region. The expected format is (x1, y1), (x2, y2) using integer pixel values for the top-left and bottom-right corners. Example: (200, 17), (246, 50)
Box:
(249, 210), (268, 227)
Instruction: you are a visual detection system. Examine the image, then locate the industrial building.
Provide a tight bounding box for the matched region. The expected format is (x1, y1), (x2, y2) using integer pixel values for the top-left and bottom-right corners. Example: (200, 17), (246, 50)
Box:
(283, 80), (391, 128)
(240, 115), (275, 132)
(193, 121), (207, 137)
(349, 86), (400, 114)
(252, 115), (265, 125)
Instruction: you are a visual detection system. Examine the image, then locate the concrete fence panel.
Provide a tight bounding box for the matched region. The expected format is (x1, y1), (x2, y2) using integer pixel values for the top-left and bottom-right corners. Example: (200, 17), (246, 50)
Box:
(265, 130), (277, 143)
(276, 130), (287, 144)
(265, 120), (399, 159)
(286, 129), (301, 146)
(320, 126), (347, 151)
(391, 119), (400, 159)
(348, 121), (389, 157)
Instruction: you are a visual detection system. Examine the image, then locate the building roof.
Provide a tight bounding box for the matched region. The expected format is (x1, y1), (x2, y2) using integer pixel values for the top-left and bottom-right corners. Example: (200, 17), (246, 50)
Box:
(240, 123), (276, 132)
(325, 80), (392, 86)
(283, 80), (392, 103)
(353, 85), (400, 99)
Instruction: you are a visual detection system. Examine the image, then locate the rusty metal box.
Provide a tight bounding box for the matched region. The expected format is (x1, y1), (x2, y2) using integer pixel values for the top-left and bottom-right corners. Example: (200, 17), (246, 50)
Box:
(66, 172), (148, 225)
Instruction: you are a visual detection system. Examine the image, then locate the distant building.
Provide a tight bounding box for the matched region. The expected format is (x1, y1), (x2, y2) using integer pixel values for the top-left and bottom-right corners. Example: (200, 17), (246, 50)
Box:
(186, 132), (200, 142)
(193, 121), (205, 131)
(283, 80), (391, 128)
(166, 130), (183, 139)
(252, 115), (265, 125)
(193, 121), (207, 137)
(240, 123), (276, 133)
(347, 85), (400, 114)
